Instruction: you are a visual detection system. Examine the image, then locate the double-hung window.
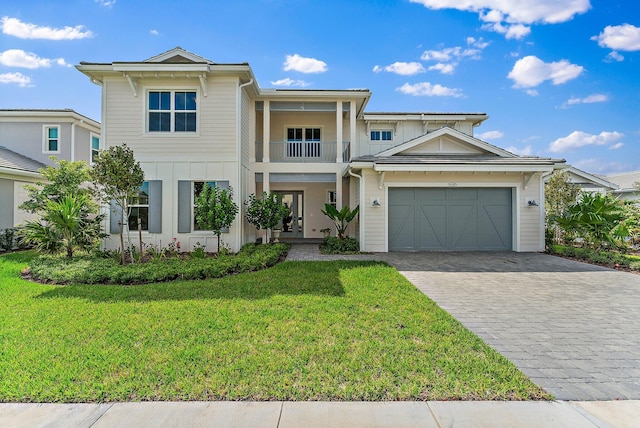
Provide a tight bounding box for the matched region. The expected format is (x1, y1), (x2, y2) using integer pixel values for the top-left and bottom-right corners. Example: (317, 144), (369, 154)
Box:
(370, 130), (392, 142)
(148, 91), (197, 132)
(128, 182), (150, 231)
(90, 134), (100, 163)
(43, 125), (60, 153)
(286, 127), (321, 158)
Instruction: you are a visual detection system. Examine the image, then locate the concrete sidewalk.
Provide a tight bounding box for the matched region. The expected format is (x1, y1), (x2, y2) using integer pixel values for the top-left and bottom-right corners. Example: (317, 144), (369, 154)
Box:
(1, 400), (639, 427)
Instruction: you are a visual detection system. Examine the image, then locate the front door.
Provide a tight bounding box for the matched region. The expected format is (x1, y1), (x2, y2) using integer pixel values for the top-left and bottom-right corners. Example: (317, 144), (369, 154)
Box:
(277, 192), (303, 238)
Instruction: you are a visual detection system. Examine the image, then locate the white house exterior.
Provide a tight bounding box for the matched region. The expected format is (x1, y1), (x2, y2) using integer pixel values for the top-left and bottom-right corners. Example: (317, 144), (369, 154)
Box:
(77, 47), (566, 253)
(0, 109), (100, 230)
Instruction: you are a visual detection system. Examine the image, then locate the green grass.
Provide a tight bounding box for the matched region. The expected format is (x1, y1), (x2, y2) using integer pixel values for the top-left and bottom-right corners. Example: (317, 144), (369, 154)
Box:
(0, 251), (549, 402)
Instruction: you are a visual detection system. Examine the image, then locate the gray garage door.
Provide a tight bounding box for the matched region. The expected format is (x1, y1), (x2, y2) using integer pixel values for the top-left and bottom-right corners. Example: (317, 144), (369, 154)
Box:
(388, 188), (512, 251)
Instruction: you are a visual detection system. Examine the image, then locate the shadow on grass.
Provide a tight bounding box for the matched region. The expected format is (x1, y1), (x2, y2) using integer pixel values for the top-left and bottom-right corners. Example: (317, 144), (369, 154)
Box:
(34, 261), (383, 303)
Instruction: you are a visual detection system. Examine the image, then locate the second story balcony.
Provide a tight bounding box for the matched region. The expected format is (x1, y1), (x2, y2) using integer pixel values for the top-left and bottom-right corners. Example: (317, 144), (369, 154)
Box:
(255, 141), (350, 163)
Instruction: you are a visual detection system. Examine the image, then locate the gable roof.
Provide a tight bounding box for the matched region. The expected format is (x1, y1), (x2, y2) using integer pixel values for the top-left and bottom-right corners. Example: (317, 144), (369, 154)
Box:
(375, 126), (517, 158)
(0, 146), (46, 174)
(556, 166), (618, 191)
(144, 47), (215, 64)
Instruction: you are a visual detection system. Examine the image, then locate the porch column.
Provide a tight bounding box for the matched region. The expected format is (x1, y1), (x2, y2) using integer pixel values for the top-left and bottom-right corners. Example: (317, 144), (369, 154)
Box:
(336, 172), (343, 209)
(249, 100), (256, 162)
(263, 172), (270, 243)
(349, 100), (356, 162)
(336, 100), (343, 163)
(263, 100), (270, 163)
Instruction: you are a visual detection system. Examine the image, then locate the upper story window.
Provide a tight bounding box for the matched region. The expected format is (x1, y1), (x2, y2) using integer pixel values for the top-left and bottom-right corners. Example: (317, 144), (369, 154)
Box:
(43, 125), (60, 153)
(148, 90), (197, 132)
(370, 130), (392, 141)
(90, 134), (100, 163)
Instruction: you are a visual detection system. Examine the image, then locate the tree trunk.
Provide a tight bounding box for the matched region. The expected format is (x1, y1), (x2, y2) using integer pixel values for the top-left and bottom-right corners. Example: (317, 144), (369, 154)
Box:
(118, 221), (125, 265)
(138, 218), (143, 259)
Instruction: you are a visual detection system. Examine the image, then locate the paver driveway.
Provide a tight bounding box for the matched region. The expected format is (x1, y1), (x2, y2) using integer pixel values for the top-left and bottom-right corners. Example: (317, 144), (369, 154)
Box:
(380, 252), (640, 401)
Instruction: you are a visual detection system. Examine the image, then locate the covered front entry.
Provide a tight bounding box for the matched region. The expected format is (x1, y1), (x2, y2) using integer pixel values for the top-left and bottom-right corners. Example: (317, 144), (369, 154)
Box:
(388, 187), (512, 251)
(276, 191), (304, 238)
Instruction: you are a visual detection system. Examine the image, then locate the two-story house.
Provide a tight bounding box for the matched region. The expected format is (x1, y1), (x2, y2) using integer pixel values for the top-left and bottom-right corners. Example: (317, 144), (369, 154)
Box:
(77, 47), (566, 253)
(0, 109), (101, 230)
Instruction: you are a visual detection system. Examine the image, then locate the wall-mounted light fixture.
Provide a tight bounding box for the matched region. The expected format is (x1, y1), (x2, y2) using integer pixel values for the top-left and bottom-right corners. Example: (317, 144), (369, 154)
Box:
(371, 197), (381, 207)
(527, 200), (539, 206)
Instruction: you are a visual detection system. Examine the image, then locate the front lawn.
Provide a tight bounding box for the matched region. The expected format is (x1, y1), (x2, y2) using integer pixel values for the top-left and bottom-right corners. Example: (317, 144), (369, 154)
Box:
(0, 252), (549, 402)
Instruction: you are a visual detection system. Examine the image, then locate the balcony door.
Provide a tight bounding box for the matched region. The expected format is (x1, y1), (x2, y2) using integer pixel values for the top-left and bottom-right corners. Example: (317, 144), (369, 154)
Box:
(277, 191), (303, 239)
(286, 128), (321, 159)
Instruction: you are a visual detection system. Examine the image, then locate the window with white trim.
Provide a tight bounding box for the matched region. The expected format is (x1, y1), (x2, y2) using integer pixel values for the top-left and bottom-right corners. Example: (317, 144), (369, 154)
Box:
(90, 134), (100, 163)
(370, 129), (392, 141)
(128, 181), (149, 231)
(286, 127), (321, 157)
(148, 90), (197, 132)
(328, 190), (337, 208)
(43, 125), (60, 153)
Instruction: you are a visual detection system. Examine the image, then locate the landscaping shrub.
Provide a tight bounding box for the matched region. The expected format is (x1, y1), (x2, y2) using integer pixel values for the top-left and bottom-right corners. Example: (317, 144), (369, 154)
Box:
(320, 236), (360, 254)
(548, 244), (640, 271)
(27, 243), (289, 284)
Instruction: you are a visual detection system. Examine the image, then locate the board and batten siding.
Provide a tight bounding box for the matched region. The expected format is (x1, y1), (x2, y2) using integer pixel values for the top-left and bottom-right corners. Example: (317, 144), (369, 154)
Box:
(359, 170), (545, 252)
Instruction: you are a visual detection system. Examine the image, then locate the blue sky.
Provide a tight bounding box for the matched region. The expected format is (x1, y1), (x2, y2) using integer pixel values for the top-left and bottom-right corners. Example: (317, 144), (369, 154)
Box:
(1, 0), (639, 175)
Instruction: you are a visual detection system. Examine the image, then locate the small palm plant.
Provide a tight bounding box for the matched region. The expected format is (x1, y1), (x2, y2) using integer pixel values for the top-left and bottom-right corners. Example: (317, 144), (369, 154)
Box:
(321, 204), (359, 240)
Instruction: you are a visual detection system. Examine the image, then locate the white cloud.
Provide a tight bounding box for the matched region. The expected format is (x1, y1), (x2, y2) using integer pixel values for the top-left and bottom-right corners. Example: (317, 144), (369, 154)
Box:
(609, 142), (624, 150)
(605, 51), (624, 62)
(477, 130), (504, 140)
(372, 62), (425, 76)
(270, 78), (311, 87)
(95, 0), (116, 7)
(508, 55), (583, 88)
(0, 49), (68, 69)
(150, 29), (159, 36)
(525, 89), (539, 96)
(410, 0), (590, 39)
(1, 16), (93, 40)
(396, 82), (463, 97)
(0, 72), (31, 87)
(573, 158), (629, 175)
(505, 145), (533, 156)
(562, 93), (608, 108)
(548, 131), (624, 153)
(420, 38), (488, 74)
(592, 24), (640, 51)
(427, 63), (455, 74)
(283, 54), (327, 74)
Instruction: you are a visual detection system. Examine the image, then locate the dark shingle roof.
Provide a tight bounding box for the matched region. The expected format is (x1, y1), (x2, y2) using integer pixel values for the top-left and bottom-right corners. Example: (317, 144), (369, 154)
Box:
(0, 147), (46, 173)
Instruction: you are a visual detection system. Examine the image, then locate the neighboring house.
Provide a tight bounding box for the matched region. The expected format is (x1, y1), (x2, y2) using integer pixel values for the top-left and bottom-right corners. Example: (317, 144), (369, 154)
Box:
(546, 166), (618, 194)
(77, 47), (566, 253)
(604, 171), (640, 201)
(0, 109), (101, 230)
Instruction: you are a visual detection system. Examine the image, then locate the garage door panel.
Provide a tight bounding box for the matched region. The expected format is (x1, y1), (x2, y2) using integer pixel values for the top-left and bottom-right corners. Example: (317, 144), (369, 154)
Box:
(418, 205), (447, 249)
(388, 187), (512, 251)
(389, 204), (416, 251)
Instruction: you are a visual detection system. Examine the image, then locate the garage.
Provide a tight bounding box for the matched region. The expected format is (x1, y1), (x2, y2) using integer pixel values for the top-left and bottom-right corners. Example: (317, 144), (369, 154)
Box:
(388, 187), (512, 251)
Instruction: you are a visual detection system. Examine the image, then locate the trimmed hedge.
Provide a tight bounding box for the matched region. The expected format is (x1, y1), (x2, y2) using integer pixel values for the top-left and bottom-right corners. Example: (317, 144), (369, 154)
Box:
(27, 243), (289, 285)
(548, 244), (640, 271)
(319, 236), (360, 254)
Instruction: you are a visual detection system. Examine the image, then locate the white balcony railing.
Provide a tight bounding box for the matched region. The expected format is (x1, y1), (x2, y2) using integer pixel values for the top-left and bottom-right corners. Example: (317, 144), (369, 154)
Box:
(255, 141), (350, 163)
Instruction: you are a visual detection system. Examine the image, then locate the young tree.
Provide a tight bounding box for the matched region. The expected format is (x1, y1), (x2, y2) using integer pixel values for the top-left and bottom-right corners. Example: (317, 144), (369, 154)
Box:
(545, 170), (581, 245)
(20, 158), (93, 214)
(244, 192), (289, 243)
(194, 183), (238, 252)
(91, 144), (144, 264)
(321, 204), (359, 240)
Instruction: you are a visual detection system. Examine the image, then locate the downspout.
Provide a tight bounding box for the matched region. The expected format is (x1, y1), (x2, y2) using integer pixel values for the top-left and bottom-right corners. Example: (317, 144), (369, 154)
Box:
(348, 168), (364, 251)
(237, 79), (254, 249)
